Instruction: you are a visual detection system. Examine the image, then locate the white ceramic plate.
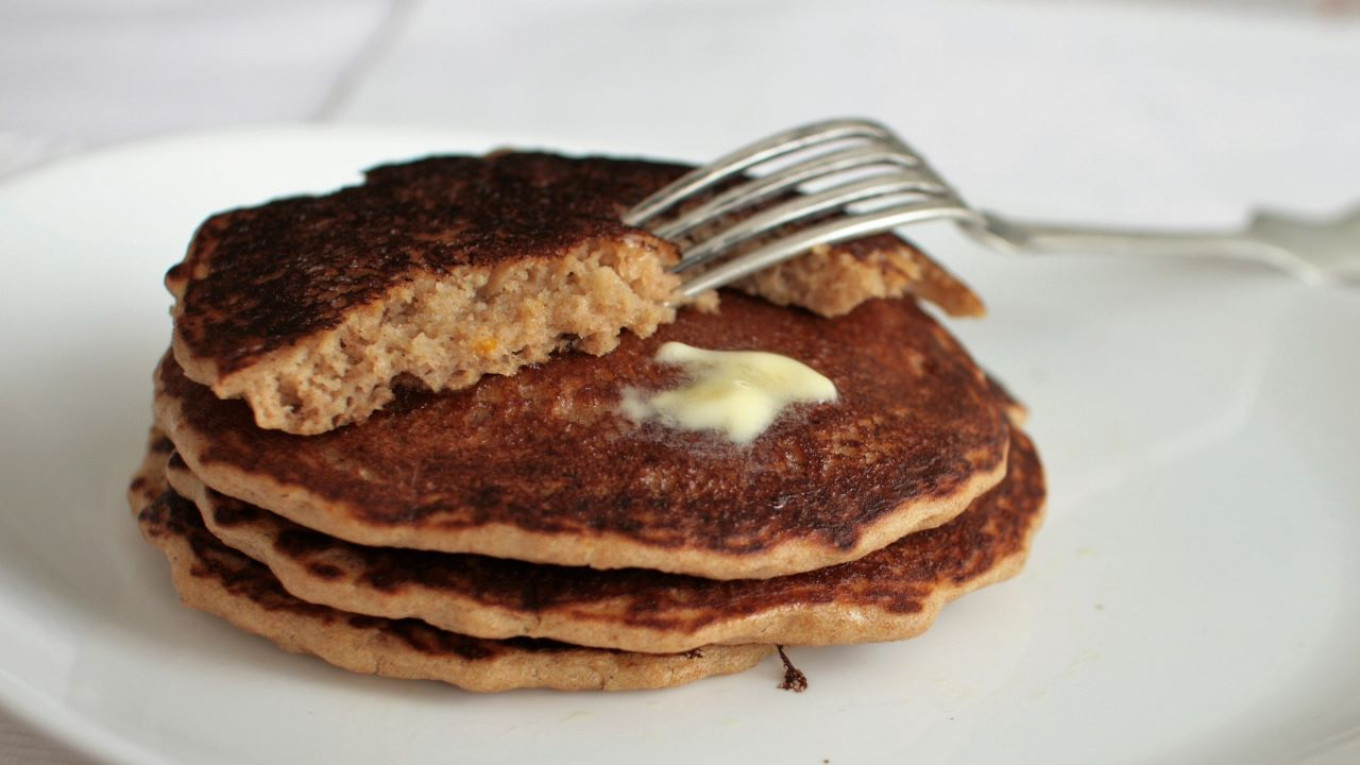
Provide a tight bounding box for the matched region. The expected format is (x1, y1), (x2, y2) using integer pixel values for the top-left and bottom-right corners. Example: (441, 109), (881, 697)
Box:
(1, 127), (1357, 765)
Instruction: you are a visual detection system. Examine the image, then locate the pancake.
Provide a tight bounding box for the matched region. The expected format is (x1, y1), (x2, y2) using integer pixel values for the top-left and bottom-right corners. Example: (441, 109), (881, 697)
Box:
(167, 151), (982, 434)
(156, 292), (1011, 580)
(130, 435), (773, 692)
(166, 428), (1044, 653)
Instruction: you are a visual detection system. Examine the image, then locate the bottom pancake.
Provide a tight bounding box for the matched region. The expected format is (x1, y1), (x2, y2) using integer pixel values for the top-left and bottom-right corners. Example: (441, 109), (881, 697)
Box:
(130, 438), (773, 692)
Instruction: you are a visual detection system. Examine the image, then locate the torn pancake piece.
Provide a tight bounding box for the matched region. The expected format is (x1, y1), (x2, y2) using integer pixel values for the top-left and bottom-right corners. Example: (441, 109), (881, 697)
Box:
(168, 153), (689, 435)
(732, 234), (984, 319)
(167, 152), (982, 435)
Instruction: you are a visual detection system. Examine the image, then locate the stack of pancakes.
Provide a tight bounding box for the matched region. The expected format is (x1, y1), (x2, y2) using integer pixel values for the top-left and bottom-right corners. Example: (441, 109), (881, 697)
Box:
(131, 152), (1046, 692)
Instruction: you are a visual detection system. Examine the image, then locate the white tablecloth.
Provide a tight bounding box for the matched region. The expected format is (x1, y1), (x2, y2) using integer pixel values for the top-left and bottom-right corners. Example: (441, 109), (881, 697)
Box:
(2, 1), (1357, 761)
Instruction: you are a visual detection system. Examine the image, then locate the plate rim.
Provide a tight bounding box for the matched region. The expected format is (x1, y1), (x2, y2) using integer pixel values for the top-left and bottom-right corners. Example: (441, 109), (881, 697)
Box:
(2, 123), (1359, 765)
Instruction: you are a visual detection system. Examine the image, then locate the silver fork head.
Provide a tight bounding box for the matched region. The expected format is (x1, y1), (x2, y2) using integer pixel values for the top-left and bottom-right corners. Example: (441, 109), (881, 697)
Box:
(629, 119), (1360, 291)
(625, 118), (981, 298)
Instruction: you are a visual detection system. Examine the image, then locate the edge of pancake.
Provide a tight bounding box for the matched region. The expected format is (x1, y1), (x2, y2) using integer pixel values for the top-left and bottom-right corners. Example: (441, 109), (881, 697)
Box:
(158, 372), (1007, 578)
(167, 429), (1044, 653)
(129, 434), (774, 692)
(128, 427), (175, 515)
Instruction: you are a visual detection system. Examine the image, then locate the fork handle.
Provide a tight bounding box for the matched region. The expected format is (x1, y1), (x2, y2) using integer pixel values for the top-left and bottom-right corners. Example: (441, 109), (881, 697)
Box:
(971, 212), (1304, 275)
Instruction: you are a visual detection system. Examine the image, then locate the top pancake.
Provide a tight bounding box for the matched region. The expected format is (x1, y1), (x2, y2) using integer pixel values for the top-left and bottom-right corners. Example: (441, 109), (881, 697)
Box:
(156, 292), (1010, 580)
(166, 151), (983, 434)
(168, 153), (684, 379)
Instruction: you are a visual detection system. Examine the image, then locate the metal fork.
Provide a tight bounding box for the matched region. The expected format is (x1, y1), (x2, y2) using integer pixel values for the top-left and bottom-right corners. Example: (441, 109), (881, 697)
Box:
(623, 118), (1360, 296)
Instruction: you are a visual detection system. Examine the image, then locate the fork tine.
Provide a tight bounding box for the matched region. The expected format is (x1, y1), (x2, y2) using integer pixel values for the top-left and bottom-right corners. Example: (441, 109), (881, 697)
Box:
(677, 199), (980, 297)
(672, 173), (950, 273)
(623, 118), (894, 227)
(653, 144), (928, 241)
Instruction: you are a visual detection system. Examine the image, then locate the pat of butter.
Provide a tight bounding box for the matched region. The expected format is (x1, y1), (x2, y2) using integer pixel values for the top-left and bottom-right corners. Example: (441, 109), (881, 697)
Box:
(621, 342), (837, 444)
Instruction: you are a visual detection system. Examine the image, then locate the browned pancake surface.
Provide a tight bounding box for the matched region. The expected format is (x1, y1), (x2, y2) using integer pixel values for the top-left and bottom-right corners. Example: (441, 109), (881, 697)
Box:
(171, 429), (1044, 652)
(158, 293), (1010, 578)
(143, 489), (591, 660)
(135, 479), (773, 691)
(170, 153), (681, 377)
(169, 152), (979, 378)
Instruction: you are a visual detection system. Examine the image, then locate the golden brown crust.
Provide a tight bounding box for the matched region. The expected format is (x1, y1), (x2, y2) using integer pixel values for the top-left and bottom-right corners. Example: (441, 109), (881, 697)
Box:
(168, 429), (1044, 653)
(156, 293), (1010, 579)
(131, 459), (773, 692)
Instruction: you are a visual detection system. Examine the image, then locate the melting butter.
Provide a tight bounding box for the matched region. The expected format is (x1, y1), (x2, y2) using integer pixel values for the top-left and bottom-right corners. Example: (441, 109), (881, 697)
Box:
(621, 342), (837, 445)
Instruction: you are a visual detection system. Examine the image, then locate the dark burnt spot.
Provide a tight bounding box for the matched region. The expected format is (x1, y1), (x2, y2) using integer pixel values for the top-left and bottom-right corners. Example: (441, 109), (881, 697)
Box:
(274, 527), (339, 556)
(346, 614), (385, 630)
(377, 620), (503, 661)
(307, 562), (344, 580)
(469, 487), (504, 511)
(359, 565), (404, 592)
(137, 492), (172, 528)
(209, 496), (264, 527)
(829, 525), (860, 550)
(496, 636), (617, 655)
